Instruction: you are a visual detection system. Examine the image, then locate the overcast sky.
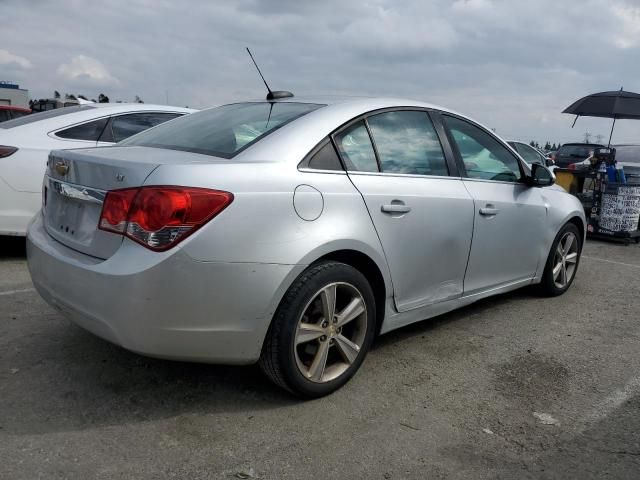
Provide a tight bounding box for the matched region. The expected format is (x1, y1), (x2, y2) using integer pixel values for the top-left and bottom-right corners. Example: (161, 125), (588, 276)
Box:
(2, 0), (640, 144)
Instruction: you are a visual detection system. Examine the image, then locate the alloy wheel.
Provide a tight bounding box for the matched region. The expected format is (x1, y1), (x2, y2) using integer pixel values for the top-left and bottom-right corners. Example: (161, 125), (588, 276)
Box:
(553, 231), (579, 289)
(294, 282), (368, 383)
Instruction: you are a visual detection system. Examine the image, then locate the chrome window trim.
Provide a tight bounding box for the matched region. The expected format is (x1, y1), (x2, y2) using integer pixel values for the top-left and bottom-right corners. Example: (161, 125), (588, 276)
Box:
(461, 176), (527, 186)
(346, 170), (463, 180)
(298, 167), (347, 175)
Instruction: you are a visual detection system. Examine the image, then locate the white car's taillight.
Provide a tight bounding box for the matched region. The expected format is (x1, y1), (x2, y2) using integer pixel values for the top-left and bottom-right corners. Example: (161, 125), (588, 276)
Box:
(0, 146), (18, 158)
(99, 186), (233, 251)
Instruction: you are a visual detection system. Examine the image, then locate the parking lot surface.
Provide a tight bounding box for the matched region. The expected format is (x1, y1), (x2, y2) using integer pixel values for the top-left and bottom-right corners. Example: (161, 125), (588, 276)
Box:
(1, 237), (639, 479)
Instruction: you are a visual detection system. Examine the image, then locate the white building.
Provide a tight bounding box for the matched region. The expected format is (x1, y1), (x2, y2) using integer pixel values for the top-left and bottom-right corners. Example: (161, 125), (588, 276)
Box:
(0, 82), (29, 107)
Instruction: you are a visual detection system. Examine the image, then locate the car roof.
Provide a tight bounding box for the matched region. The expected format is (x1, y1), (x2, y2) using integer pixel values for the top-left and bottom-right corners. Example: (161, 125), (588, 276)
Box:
(0, 103), (196, 134)
(559, 143), (605, 147)
(250, 95), (460, 114)
(230, 96), (504, 163)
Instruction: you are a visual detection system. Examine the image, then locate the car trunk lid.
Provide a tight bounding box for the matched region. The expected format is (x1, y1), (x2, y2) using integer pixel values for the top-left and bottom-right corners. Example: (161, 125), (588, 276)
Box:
(43, 146), (214, 259)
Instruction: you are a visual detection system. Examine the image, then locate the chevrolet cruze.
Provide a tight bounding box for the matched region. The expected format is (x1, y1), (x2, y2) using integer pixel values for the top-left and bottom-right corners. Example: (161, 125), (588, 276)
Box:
(27, 96), (585, 397)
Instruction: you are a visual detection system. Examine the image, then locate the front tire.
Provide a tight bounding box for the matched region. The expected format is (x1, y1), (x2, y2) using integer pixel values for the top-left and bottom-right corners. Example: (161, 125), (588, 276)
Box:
(259, 261), (376, 398)
(538, 222), (582, 296)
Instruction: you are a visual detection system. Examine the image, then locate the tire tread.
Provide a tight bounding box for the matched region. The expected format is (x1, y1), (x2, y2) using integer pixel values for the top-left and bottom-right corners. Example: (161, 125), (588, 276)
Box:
(259, 262), (340, 395)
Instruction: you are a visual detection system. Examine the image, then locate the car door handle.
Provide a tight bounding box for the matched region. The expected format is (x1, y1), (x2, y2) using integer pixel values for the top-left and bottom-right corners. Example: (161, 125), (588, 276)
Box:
(479, 206), (500, 216)
(381, 203), (411, 214)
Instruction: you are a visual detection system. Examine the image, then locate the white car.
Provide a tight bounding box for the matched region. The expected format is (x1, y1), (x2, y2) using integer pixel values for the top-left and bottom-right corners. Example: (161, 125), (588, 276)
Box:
(507, 140), (555, 169)
(0, 103), (195, 235)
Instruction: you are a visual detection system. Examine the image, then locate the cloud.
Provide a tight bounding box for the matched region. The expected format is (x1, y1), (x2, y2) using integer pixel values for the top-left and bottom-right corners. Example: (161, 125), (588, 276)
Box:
(57, 55), (120, 87)
(2, 0), (640, 142)
(341, 6), (459, 54)
(451, 0), (493, 12)
(0, 49), (32, 69)
(612, 4), (640, 48)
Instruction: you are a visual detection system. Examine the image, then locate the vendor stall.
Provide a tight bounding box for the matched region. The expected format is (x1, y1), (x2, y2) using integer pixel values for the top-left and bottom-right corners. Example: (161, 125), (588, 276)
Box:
(560, 90), (640, 244)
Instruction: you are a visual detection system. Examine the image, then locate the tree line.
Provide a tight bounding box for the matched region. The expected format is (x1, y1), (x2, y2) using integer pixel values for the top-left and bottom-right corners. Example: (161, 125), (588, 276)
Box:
(529, 141), (561, 151)
(29, 91), (144, 109)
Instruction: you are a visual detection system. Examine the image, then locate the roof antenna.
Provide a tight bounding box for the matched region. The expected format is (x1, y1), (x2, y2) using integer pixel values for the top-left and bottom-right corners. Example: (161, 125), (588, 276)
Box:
(246, 47), (294, 101)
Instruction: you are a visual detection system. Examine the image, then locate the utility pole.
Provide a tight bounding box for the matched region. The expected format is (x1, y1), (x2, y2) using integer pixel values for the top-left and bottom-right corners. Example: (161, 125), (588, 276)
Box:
(595, 134), (604, 144)
(583, 131), (591, 144)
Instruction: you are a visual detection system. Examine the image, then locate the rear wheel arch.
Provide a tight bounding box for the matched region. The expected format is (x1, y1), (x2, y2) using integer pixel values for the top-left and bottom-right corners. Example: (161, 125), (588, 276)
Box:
(311, 249), (387, 334)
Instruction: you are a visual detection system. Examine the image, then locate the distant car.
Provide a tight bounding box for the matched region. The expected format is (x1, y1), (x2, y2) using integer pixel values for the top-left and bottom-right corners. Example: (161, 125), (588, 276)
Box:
(555, 143), (604, 168)
(565, 145), (640, 181)
(0, 105), (31, 123)
(613, 145), (640, 180)
(507, 141), (555, 167)
(0, 103), (195, 235)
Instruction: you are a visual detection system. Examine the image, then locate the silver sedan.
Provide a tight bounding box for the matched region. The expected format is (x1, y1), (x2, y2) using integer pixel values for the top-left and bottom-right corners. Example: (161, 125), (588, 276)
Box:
(27, 96), (585, 397)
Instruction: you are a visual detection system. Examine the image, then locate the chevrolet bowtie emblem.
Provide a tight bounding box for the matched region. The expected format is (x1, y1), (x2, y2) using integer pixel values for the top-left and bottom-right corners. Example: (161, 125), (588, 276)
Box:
(54, 161), (69, 176)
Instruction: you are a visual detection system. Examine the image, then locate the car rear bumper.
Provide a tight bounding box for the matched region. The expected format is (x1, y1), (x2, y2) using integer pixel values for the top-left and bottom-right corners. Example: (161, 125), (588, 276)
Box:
(0, 185), (40, 236)
(27, 214), (304, 364)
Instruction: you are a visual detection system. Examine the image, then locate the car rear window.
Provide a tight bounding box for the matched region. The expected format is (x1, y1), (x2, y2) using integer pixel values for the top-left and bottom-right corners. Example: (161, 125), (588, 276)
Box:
(557, 144), (600, 158)
(614, 146), (640, 164)
(120, 102), (324, 158)
(0, 105), (95, 129)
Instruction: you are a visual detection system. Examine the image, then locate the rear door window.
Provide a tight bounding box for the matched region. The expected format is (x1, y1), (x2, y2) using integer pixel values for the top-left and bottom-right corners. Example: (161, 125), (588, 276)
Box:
(307, 141), (343, 171)
(366, 110), (448, 176)
(109, 112), (183, 143)
(55, 118), (109, 141)
(334, 121), (379, 172)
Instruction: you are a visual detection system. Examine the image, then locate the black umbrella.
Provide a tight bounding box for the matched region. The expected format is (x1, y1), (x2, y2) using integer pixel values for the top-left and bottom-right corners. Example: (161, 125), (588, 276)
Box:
(562, 88), (640, 146)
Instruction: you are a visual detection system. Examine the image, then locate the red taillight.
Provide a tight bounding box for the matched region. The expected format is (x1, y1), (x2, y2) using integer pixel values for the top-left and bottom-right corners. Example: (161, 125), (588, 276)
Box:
(568, 163), (576, 170)
(99, 188), (138, 233)
(0, 146), (18, 158)
(99, 186), (233, 251)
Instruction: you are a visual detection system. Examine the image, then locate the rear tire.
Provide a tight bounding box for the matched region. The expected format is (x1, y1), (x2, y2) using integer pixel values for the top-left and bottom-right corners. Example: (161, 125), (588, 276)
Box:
(538, 223), (582, 296)
(259, 261), (375, 398)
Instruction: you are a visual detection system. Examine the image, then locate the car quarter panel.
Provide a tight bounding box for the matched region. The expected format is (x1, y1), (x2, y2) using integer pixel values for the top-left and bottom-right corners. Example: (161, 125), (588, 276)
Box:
(143, 162), (393, 290)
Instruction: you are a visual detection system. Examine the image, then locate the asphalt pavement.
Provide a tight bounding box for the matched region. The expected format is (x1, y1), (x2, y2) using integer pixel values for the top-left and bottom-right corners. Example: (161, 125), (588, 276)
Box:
(1, 236), (639, 479)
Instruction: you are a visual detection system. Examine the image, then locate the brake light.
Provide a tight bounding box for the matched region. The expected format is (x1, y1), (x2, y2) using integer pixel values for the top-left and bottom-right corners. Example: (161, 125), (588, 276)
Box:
(0, 146), (18, 158)
(99, 186), (233, 251)
(568, 163), (576, 170)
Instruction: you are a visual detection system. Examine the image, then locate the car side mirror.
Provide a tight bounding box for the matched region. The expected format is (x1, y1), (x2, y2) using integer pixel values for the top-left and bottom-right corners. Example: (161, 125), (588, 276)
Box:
(528, 163), (555, 187)
(545, 158), (555, 167)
